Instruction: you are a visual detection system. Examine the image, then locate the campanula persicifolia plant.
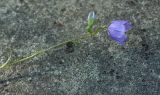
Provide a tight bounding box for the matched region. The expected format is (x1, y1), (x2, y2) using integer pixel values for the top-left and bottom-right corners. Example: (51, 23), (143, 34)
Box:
(0, 11), (133, 69)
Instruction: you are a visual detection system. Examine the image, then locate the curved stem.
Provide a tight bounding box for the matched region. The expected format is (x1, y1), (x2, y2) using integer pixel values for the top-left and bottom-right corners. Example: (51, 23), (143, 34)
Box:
(0, 33), (91, 69)
(0, 25), (107, 69)
(0, 54), (11, 69)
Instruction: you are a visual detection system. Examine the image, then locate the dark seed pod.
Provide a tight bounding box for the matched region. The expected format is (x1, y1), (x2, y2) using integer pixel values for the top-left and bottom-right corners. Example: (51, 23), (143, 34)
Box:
(65, 41), (74, 53)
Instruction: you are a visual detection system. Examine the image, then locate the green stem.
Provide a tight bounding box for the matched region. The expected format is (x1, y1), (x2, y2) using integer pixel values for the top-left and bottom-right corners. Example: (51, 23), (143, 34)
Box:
(0, 33), (91, 69)
(0, 25), (106, 69)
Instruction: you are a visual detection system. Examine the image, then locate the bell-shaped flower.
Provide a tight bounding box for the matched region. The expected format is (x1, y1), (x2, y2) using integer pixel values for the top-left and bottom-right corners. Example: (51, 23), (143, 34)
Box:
(108, 20), (132, 45)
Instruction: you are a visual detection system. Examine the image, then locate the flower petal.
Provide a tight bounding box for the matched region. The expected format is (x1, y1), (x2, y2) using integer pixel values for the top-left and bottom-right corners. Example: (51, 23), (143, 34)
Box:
(109, 20), (132, 32)
(124, 21), (132, 32)
(108, 29), (128, 45)
(109, 21), (126, 32)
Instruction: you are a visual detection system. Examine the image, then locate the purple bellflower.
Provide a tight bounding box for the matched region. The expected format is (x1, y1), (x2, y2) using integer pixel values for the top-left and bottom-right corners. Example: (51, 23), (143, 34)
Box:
(108, 20), (132, 45)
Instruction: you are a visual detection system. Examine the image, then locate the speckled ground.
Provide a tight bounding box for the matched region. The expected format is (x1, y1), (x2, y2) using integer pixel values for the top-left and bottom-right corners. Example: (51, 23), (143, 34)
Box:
(0, 0), (160, 95)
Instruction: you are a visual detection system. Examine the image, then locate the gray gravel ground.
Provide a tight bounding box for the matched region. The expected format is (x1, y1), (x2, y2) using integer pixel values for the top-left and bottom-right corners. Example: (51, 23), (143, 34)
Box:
(0, 0), (160, 95)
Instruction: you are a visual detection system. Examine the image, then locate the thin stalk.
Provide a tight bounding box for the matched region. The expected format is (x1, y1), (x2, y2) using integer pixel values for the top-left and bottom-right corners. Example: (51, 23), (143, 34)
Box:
(0, 33), (91, 69)
(0, 25), (106, 69)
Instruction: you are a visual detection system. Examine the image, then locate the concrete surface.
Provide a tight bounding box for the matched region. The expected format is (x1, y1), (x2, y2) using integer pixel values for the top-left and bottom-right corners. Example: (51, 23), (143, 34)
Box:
(0, 0), (160, 95)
